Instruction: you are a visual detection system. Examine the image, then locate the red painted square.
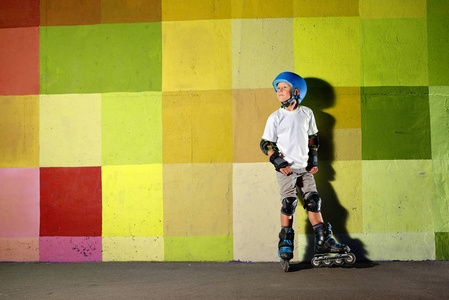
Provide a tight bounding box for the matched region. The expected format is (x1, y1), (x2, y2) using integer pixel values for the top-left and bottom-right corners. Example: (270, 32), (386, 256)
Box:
(0, 0), (40, 28)
(0, 27), (39, 95)
(40, 167), (102, 236)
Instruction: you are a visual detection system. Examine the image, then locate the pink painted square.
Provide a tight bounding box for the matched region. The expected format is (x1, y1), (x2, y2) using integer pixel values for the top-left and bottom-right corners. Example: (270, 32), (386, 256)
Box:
(0, 168), (39, 238)
(39, 236), (102, 262)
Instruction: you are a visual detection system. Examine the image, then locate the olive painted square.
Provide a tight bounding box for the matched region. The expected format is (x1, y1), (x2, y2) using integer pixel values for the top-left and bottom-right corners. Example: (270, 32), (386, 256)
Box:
(427, 16), (449, 86)
(361, 86), (431, 160)
(435, 232), (449, 260)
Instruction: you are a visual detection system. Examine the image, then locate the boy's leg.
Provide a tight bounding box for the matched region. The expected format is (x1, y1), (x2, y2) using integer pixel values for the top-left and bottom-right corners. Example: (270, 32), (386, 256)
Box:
(276, 171), (299, 224)
(276, 171), (299, 259)
(297, 172), (350, 254)
(308, 211), (324, 226)
(281, 213), (293, 227)
(297, 172), (322, 225)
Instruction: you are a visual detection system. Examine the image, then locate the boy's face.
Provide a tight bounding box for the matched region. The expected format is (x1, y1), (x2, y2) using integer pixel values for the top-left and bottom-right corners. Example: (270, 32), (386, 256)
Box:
(276, 81), (293, 103)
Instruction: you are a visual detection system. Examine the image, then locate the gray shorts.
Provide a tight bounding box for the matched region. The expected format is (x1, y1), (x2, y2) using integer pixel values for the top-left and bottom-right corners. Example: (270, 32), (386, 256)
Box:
(276, 168), (318, 202)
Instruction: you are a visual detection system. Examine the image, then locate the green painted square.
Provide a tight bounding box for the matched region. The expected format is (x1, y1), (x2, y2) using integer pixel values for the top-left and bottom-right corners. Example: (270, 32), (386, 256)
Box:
(101, 92), (162, 166)
(429, 87), (449, 160)
(435, 232), (449, 260)
(433, 160), (449, 232)
(164, 236), (233, 261)
(360, 18), (428, 86)
(362, 160), (433, 234)
(40, 23), (162, 94)
(427, 0), (449, 17)
(361, 86), (431, 160)
(428, 17), (449, 86)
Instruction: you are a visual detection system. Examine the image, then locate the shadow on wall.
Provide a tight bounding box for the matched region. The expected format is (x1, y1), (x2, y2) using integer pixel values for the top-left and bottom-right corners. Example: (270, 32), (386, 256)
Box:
(298, 78), (368, 262)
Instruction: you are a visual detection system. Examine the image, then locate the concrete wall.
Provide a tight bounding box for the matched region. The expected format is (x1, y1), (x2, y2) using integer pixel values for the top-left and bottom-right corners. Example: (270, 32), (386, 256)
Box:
(1, 0), (448, 262)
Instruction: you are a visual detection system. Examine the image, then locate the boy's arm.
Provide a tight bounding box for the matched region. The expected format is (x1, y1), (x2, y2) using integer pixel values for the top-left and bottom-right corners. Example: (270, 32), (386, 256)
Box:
(260, 139), (291, 175)
(307, 134), (319, 174)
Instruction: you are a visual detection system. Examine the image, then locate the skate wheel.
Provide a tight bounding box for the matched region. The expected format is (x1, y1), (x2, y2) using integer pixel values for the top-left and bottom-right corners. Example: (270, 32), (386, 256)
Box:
(323, 260), (333, 267)
(311, 257), (321, 268)
(283, 260), (290, 272)
(344, 253), (356, 264)
(280, 259), (290, 272)
(334, 258), (344, 266)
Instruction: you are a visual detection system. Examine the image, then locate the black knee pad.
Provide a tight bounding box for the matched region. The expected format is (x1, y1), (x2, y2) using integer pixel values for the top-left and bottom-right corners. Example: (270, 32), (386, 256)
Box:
(281, 197), (298, 216)
(303, 192), (322, 212)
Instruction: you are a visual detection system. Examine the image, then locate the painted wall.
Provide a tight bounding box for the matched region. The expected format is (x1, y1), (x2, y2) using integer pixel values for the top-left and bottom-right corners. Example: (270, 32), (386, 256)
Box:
(1, 0), (448, 262)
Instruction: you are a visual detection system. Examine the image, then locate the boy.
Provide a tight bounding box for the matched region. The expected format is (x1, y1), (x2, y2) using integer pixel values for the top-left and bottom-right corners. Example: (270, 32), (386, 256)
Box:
(260, 72), (350, 262)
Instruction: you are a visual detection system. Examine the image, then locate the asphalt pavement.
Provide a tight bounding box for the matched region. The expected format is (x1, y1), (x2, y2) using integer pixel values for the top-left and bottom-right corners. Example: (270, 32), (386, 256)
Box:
(1, 261), (448, 299)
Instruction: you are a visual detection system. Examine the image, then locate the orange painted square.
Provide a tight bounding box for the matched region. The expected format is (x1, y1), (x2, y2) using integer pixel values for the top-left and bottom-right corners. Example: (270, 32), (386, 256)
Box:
(101, 0), (161, 24)
(0, 27), (39, 95)
(40, 0), (101, 26)
(0, 96), (39, 167)
(233, 88), (280, 163)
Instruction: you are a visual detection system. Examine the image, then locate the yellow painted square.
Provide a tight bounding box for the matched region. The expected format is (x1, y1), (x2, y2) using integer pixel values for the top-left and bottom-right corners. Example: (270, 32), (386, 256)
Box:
(231, 0), (293, 19)
(322, 87), (361, 129)
(315, 161), (363, 234)
(163, 163), (233, 237)
(360, 0), (426, 18)
(162, 90), (232, 164)
(294, 0), (359, 17)
(162, 0), (231, 21)
(40, 94), (101, 167)
(102, 164), (163, 237)
(333, 128), (362, 161)
(232, 19), (294, 89)
(307, 86), (361, 130)
(294, 17), (360, 87)
(102, 237), (164, 261)
(0, 96), (39, 167)
(162, 20), (231, 91)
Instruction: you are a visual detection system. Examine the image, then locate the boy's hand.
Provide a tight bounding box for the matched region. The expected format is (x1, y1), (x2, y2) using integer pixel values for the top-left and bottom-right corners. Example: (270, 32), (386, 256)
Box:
(308, 167), (318, 174)
(280, 166), (292, 176)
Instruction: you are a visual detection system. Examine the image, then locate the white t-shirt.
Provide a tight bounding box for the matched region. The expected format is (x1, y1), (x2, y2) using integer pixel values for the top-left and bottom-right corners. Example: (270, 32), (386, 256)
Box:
(262, 106), (318, 169)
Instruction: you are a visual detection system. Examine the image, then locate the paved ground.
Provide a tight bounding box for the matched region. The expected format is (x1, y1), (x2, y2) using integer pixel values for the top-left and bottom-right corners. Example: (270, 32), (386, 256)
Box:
(1, 261), (448, 299)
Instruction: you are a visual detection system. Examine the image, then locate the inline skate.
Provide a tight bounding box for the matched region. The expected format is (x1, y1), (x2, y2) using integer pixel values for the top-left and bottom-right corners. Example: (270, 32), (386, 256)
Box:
(311, 223), (356, 267)
(278, 227), (294, 272)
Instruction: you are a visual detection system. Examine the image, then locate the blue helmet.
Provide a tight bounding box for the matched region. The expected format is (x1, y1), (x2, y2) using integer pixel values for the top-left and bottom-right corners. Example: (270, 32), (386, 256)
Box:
(272, 72), (307, 106)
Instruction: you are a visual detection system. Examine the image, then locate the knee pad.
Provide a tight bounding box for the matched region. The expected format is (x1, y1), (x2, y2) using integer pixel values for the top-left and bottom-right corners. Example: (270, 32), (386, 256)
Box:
(281, 197), (298, 216)
(303, 192), (321, 212)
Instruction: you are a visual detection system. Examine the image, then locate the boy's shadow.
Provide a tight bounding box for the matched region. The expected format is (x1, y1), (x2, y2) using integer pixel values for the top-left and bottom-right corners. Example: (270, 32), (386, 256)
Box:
(297, 78), (369, 265)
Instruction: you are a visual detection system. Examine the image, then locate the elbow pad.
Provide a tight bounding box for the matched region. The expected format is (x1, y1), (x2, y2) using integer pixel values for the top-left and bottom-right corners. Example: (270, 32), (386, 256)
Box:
(260, 139), (279, 156)
(308, 134), (320, 151)
(270, 151), (289, 171)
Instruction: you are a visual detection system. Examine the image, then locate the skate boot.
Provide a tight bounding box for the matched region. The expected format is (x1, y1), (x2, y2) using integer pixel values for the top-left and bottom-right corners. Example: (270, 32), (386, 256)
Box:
(311, 223), (356, 267)
(278, 227), (294, 272)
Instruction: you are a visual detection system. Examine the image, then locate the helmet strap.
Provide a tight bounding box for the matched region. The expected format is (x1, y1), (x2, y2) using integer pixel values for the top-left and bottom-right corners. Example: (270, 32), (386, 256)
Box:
(281, 97), (296, 108)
